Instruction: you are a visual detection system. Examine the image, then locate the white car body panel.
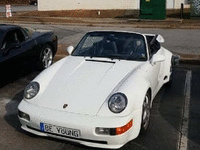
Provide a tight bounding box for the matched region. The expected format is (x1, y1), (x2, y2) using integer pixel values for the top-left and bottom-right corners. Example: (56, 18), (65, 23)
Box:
(19, 99), (142, 149)
(18, 31), (173, 149)
(35, 57), (144, 115)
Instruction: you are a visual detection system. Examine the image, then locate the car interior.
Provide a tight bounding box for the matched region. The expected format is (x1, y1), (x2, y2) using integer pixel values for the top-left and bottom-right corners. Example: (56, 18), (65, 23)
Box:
(2, 29), (26, 50)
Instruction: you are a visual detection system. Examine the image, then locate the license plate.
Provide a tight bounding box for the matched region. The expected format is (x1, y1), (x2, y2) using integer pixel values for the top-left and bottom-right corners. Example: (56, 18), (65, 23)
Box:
(40, 123), (80, 138)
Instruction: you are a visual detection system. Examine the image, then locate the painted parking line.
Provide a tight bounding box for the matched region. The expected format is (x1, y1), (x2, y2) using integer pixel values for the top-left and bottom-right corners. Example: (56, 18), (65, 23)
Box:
(178, 70), (192, 150)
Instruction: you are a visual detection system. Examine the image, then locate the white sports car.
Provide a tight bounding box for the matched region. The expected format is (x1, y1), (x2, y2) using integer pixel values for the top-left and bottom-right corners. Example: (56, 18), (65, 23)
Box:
(18, 31), (174, 149)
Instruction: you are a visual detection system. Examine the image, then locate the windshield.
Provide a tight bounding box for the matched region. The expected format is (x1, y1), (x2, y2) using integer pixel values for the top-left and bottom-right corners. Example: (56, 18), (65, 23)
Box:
(23, 27), (36, 37)
(72, 32), (147, 61)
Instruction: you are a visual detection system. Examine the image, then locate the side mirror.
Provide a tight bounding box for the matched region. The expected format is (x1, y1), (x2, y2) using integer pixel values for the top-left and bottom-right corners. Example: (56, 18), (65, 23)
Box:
(151, 54), (165, 65)
(156, 35), (164, 43)
(149, 34), (164, 45)
(66, 46), (74, 55)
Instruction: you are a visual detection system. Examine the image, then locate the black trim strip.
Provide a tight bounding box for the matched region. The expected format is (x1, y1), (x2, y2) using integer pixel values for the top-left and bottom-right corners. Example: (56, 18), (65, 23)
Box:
(27, 126), (107, 145)
(85, 59), (115, 64)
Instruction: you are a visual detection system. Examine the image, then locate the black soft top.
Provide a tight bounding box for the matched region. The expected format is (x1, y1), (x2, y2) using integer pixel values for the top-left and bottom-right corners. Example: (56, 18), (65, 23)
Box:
(0, 24), (20, 32)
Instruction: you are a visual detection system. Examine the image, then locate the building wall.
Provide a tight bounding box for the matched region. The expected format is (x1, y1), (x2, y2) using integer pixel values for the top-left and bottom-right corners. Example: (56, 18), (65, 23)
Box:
(167, 0), (190, 9)
(38, 0), (190, 11)
(38, 0), (140, 11)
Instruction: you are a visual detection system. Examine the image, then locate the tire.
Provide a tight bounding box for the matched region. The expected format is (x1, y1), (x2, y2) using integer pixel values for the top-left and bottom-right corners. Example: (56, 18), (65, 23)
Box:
(140, 92), (151, 134)
(38, 45), (53, 71)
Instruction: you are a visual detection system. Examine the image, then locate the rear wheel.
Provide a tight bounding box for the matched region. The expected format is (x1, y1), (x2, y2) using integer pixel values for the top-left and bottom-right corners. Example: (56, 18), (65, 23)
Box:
(38, 45), (53, 70)
(140, 92), (151, 134)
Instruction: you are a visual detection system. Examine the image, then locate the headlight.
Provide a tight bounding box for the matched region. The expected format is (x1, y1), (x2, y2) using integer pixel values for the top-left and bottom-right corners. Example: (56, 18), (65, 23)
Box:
(108, 93), (127, 113)
(24, 82), (40, 99)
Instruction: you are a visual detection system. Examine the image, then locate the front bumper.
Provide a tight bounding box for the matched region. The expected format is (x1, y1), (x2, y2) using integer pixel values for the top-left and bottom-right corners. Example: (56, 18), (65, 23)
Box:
(18, 100), (142, 149)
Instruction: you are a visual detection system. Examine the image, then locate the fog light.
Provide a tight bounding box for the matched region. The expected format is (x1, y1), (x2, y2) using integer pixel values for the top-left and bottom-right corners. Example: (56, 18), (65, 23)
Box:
(18, 110), (30, 121)
(95, 127), (110, 135)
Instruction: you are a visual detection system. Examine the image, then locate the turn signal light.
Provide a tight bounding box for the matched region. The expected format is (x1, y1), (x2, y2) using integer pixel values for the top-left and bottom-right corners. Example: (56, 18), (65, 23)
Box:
(116, 119), (133, 135)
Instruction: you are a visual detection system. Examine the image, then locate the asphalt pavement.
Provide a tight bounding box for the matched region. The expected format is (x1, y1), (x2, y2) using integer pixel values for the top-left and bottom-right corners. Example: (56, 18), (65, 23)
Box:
(1, 64), (200, 150)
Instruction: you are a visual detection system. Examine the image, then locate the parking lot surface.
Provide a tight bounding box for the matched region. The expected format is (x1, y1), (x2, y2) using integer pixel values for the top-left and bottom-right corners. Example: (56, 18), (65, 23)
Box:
(0, 61), (200, 150)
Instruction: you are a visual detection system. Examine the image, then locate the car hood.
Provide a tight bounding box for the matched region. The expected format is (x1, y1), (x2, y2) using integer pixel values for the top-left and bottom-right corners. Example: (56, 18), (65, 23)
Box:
(37, 56), (144, 115)
(26, 27), (53, 38)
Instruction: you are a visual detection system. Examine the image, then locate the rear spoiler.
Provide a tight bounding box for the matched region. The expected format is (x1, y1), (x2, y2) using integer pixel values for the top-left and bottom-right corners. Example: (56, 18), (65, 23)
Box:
(144, 34), (165, 43)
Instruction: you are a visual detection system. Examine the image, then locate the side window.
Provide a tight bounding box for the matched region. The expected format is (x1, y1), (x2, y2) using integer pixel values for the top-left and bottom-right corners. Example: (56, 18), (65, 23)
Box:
(2, 31), (19, 50)
(16, 29), (26, 43)
(20, 28), (29, 40)
(147, 36), (161, 58)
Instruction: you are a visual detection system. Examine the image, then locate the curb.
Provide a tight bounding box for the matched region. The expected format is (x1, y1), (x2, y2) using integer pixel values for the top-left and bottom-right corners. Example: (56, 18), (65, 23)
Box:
(127, 18), (183, 23)
(0, 14), (200, 29)
(173, 53), (200, 65)
(180, 59), (200, 65)
(179, 54), (200, 64)
(1, 19), (200, 30)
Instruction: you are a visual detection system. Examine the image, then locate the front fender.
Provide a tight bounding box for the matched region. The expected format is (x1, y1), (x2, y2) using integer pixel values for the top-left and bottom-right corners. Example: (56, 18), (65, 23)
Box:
(160, 47), (173, 84)
(97, 69), (151, 117)
(24, 57), (67, 105)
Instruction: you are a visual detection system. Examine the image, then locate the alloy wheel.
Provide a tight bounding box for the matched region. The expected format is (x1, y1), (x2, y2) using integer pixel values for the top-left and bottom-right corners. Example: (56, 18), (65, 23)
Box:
(42, 47), (53, 69)
(142, 95), (150, 130)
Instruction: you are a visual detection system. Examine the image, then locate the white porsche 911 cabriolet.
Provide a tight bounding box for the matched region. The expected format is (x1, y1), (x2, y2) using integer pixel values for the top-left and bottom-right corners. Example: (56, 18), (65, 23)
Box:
(18, 31), (174, 149)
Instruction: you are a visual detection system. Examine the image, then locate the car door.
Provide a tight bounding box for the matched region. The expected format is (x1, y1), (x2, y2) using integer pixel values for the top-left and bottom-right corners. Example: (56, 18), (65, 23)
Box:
(15, 28), (37, 66)
(148, 53), (161, 93)
(0, 48), (8, 77)
(1, 28), (36, 73)
(0, 30), (21, 75)
(146, 37), (162, 94)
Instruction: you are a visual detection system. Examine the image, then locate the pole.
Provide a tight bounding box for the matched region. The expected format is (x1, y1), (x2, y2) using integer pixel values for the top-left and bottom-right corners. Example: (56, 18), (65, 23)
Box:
(180, 3), (184, 19)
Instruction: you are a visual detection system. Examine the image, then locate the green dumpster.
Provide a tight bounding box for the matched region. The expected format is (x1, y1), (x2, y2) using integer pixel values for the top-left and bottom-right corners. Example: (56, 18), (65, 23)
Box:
(140, 0), (166, 20)
(191, 0), (200, 19)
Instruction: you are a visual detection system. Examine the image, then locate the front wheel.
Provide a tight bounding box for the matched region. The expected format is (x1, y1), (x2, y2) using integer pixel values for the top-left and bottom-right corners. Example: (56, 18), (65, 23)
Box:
(38, 45), (53, 71)
(140, 92), (151, 134)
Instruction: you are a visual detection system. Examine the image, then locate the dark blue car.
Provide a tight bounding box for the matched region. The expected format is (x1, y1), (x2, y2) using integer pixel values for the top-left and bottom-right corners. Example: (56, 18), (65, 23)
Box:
(0, 24), (57, 79)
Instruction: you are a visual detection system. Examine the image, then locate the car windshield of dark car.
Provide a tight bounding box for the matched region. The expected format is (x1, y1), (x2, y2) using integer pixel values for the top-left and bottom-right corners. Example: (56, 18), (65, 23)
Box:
(23, 27), (35, 37)
(72, 32), (147, 61)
